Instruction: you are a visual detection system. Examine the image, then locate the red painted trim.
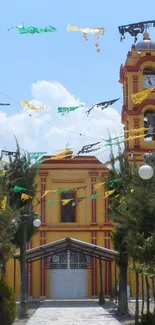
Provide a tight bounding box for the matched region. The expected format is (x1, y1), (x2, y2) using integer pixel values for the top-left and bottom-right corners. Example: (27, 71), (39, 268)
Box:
(126, 77), (128, 107)
(89, 173), (98, 225)
(39, 167), (109, 172)
(40, 231), (46, 296)
(104, 231), (112, 296)
(126, 148), (155, 153)
(40, 156), (105, 165)
(40, 176), (46, 225)
(121, 96), (155, 123)
(39, 228), (113, 232)
(91, 231), (97, 296)
(119, 64), (127, 84)
(126, 55), (155, 72)
(26, 240), (32, 296)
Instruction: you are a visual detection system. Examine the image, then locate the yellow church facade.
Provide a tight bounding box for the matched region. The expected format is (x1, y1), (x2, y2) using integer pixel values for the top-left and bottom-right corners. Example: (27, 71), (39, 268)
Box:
(6, 32), (155, 299)
(6, 155), (117, 299)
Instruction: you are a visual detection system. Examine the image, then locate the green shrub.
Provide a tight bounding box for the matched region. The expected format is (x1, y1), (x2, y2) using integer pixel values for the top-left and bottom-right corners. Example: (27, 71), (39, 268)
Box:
(0, 277), (16, 325)
(140, 312), (155, 325)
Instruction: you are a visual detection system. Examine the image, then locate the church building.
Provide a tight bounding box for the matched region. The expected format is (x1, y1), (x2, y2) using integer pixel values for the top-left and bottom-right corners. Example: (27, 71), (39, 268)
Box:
(6, 32), (155, 299)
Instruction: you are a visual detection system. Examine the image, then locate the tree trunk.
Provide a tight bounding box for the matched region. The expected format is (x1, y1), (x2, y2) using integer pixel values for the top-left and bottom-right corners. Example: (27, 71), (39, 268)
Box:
(141, 273), (144, 316)
(20, 245), (24, 296)
(152, 276), (155, 315)
(135, 272), (139, 325)
(117, 264), (128, 315)
(145, 275), (150, 317)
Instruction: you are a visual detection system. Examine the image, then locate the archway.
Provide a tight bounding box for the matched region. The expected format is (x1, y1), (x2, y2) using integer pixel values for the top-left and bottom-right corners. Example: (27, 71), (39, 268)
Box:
(49, 250), (88, 299)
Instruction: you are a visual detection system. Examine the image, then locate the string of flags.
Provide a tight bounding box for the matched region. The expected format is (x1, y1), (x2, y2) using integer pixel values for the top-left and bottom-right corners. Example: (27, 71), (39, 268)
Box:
(0, 127), (150, 178)
(118, 20), (155, 42)
(9, 181), (118, 207)
(8, 25), (57, 34)
(66, 24), (105, 52)
(86, 98), (120, 116)
(57, 104), (84, 115)
(7, 20), (155, 51)
(131, 88), (154, 105)
(21, 101), (45, 111)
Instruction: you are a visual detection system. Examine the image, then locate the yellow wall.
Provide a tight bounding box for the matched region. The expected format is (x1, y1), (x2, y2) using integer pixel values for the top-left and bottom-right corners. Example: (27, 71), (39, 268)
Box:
(6, 156), (115, 299)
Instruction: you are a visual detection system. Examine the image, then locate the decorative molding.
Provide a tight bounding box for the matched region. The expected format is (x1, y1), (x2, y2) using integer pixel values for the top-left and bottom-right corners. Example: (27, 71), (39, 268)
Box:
(89, 172), (99, 177)
(125, 77), (128, 107)
(51, 179), (85, 184)
(126, 55), (155, 72)
(132, 75), (138, 93)
(91, 231), (97, 296)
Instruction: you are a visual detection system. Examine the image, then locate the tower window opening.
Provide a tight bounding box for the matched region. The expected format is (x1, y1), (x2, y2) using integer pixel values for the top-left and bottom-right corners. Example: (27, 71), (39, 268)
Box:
(144, 110), (155, 141)
(143, 67), (155, 75)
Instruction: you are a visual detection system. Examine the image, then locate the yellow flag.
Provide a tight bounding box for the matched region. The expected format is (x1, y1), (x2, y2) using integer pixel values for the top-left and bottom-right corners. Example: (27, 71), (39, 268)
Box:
(61, 199), (73, 206)
(103, 190), (115, 199)
(21, 100), (45, 110)
(66, 24), (79, 31)
(131, 88), (154, 105)
(94, 182), (105, 191)
(39, 190), (55, 200)
(0, 196), (7, 210)
(124, 127), (149, 133)
(125, 134), (145, 142)
(21, 193), (32, 201)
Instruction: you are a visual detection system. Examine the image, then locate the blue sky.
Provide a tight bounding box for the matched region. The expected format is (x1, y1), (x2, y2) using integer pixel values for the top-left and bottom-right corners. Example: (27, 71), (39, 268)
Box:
(0, 0), (154, 156)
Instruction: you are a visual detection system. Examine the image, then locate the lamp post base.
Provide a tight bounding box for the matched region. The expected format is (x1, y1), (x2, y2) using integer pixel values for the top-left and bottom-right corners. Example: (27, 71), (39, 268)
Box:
(99, 291), (105, 305)
(19, 300), (28, 318)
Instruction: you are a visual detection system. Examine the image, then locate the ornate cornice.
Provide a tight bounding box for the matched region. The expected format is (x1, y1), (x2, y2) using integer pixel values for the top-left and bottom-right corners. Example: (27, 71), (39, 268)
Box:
(126, 55), (155, 72)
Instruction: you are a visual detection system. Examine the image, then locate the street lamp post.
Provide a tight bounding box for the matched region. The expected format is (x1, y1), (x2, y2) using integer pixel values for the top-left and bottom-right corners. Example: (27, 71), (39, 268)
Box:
(19, 213), (41, 318)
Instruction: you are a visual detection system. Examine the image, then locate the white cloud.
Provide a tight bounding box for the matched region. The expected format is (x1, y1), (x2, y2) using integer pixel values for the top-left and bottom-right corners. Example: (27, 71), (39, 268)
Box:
(0, 81), (123, 162)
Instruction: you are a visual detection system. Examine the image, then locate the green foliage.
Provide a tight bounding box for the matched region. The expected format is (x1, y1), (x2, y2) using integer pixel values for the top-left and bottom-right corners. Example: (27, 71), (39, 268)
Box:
(12, 209), (38, 247)
(140, 312), (155, 325)
(0, 277), (16, 325)
(0, 179), (18, 264)
(1, 141), (39, 247)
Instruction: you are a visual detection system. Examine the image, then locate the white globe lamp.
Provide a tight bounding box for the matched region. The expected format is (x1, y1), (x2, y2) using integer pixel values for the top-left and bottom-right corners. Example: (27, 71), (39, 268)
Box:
(33, 218), (41, 227)
(138, 164), (154, 180)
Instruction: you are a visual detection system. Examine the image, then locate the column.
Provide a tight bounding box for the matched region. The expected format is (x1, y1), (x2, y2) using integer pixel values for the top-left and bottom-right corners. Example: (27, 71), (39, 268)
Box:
(40, 231), (46, 297)
(104, 231), (112, 296)
(89, 172), (99, 225)
(40, 174), (48, 225)
(26, 240), (32, 297)
(91, 231), (97, 296)
(132, 75), (138, 94)
(134, 118), (140, 150)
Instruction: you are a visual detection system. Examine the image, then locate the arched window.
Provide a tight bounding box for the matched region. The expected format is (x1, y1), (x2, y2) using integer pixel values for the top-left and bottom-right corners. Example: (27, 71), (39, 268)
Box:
(144, 110), (155, 141)
(50, 250), (88, 269)
(143, 67), (155, 75)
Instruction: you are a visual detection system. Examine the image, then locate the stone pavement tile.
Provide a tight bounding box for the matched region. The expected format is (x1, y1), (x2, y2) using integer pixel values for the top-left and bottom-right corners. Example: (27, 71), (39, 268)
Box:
(25, 302), (121, 325)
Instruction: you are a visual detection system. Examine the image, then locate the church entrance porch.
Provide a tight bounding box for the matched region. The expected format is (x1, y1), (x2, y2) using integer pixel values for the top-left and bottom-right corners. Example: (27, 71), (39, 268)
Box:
(50, 251), (88, 299)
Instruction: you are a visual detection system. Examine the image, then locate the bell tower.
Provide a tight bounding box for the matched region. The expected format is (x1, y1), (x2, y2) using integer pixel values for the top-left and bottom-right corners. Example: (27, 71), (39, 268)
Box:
(120, 32), (155, 162)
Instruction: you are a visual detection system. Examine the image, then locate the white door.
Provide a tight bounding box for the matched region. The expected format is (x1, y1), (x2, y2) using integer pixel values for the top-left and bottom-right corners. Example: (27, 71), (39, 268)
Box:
(49, 251), (88, 299)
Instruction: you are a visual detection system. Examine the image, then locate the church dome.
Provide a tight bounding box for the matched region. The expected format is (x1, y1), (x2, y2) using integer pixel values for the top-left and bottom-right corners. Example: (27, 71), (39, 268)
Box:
(135, 32), (155, 50)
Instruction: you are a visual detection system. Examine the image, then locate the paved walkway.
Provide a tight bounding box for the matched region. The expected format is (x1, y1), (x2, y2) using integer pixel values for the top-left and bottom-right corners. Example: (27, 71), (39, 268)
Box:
(25, 300), (121, 325)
